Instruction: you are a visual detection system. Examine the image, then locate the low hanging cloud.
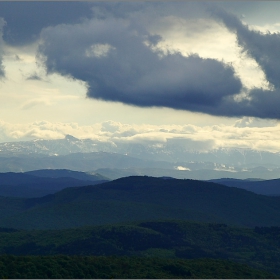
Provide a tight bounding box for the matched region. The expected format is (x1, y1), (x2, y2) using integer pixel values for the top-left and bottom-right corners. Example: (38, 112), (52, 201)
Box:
(37, 4), (280, 119)
(1, 118), (280, 153)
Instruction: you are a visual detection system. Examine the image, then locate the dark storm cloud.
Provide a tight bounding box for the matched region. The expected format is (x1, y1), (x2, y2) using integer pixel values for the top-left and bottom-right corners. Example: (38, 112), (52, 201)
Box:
(90, 1), (209, 21)
(233, 88), (280, 119)
(0, 2), (93, 46)
(205, 88), (280, 119)
(206, 5), (280, 119)
(0, 18), (5, 78)
(38, 17), (242, 113)
(36, 2), (280, 119)
(210, 5), (280, 89)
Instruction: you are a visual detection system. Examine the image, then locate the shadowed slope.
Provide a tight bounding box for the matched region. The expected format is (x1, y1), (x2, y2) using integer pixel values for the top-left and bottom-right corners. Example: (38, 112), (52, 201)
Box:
(0, 176), (279, 229)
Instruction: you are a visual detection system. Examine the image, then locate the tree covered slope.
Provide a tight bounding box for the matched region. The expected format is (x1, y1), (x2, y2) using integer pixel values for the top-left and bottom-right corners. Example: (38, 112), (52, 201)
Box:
(0, 176), (279, 229)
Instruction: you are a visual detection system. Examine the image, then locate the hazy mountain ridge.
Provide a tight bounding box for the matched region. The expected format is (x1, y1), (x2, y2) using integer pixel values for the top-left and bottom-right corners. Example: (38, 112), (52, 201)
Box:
(1, 135), (280, 180)
(209, 178), (280, 196)
(95, 166), (280, 181)
(1, 154), (279, 180)
(0, 170), (108, 198)
(0, 152), (173, 173)
(0, 168), (280, 199)
(0, 135), (280, 168)
(25, 169), (108, 181)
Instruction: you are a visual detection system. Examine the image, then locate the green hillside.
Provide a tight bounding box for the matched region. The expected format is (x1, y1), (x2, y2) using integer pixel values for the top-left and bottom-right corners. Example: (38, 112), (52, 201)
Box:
(0, 255), (274, 279)
(0, 220), (280, 275)
(0, 176), (280, 229)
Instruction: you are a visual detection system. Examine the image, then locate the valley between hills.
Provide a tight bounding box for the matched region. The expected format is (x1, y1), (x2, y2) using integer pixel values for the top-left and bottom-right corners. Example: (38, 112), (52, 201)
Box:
(2, 1), (280, 277)
(0, 138), (280, 278)
(0, 168), (279, 278)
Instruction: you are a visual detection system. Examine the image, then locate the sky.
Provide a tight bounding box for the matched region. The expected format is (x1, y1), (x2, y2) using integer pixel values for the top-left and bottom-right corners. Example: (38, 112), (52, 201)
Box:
(0, 1), (280, 153)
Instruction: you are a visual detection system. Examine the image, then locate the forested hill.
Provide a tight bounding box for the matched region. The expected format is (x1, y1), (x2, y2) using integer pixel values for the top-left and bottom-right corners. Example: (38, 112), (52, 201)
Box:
(0, 176), (280, 229)
(0, 255), (274, 279)
(0, 220), (279, 276)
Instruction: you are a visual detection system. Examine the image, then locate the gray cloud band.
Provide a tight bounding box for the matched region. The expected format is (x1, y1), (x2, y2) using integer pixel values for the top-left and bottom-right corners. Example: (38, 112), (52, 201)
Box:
(209, 6), (280, 119)
(0, 18), (5, 78)
(37, 7), (280, 119)
(210, 6), (280, 89)
(0, 2), (93, 46)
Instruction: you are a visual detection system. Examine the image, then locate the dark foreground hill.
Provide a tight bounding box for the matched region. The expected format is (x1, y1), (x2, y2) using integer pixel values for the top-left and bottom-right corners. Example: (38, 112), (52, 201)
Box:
(0, 255), (274, 279)
(0, 176), (280, 229)
(0, 220), (279, 276)
(0, 170), (108, 197)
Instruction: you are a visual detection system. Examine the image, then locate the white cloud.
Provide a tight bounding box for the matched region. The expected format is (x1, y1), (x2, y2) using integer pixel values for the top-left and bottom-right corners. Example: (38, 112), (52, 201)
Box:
(149, 14), (268, 90)
(0, 118), (279, 153)
(234, 117), (277, 128)
(176, 166), (191, 171)
(0, 1), (279, 153)
(20, 98), (52, 110)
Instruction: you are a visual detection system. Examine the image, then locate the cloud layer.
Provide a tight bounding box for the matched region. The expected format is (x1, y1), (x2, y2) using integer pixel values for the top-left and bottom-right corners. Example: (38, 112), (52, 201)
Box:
(35, 3), (280, 119)
(0, 2), (278, 120)
(0, 118), (279, 153)
(0, 2), (93, 46)
(38, 17), (242, 113)
(0, 18), (5, 78)
(210, 5), (280, 118)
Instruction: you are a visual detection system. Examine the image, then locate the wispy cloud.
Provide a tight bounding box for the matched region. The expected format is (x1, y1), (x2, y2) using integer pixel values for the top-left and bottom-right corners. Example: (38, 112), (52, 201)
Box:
(26, 73), (42, 81)
(20, 98), (51, 110)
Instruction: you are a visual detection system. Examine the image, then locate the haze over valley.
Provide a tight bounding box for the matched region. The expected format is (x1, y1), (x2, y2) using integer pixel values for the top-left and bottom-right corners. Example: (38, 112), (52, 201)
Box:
(0, 134), (280, 180)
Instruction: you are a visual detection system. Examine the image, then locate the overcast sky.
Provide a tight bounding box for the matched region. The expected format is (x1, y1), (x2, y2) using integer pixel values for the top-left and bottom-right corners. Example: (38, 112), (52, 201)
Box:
(0, 1), (280, 152)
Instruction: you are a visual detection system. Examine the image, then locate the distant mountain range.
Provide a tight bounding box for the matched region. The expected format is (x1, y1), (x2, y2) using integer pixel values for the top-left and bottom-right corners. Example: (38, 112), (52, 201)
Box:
(0, 152), (172, 172)
(1, 134), (280, 166)
(0, 135), (280, 180)
(1, 168), (280, 198)
(1, 168), (280, 199)
(0, 169), (108, 198)
(94, 166), (280, 181)
(209, 178), (280, 196)
(0, 135), (279, 277)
